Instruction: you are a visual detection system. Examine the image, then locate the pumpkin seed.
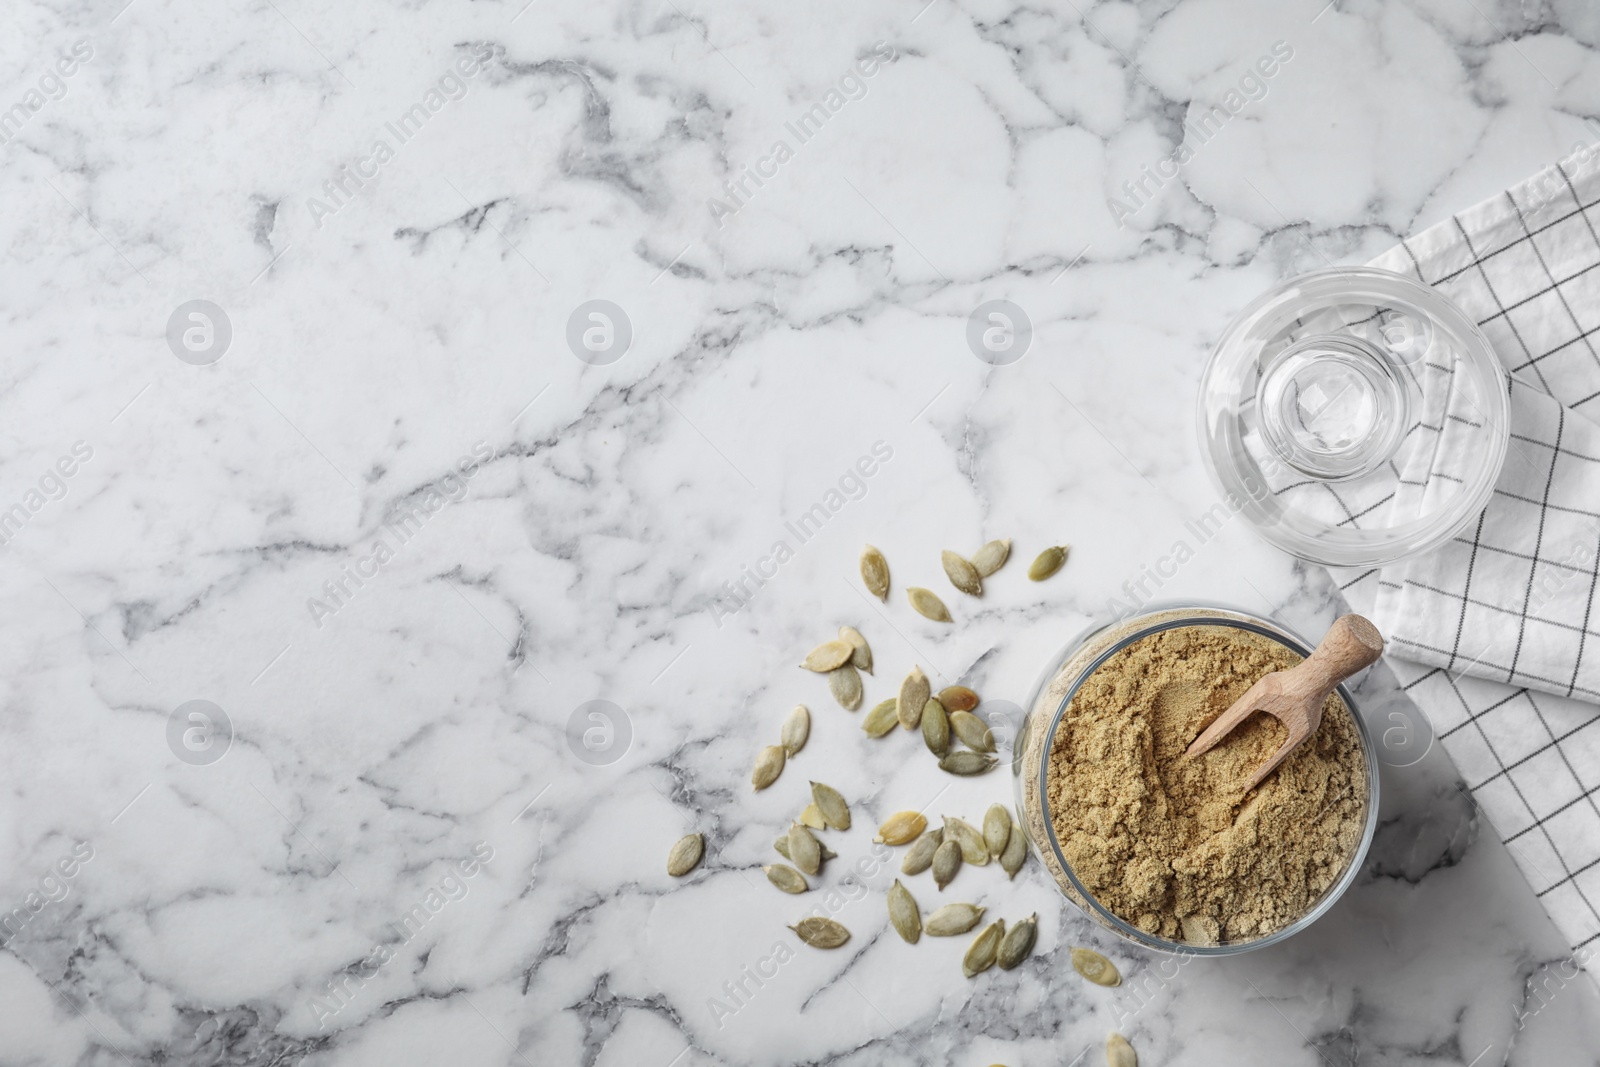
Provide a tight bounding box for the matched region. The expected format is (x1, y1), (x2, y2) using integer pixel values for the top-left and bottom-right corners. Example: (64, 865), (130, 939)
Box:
(970, 538), (1011, 577)
(1027, 545), (1069, 581)
(829, 663), (863, 711)
(790, 916), (850, 949)
(998, 913), (1037, 970)
(666, 833), (703, 877)
(1106, 1033), (1137, 1067)
(860, 544), (890, 601)
(838, 625), (872, 674)
(810, 781), (851, 830)
(922, 697), (949, 756)
(939, 751), (997, 776)
(798, 803), (827, 830)
(1070, 947), (1121, 987)
(776, 835), (834, 861)
(983, 804), (1011, 856)
(765, 863), (808, 894)
(1180, 915), (1218, 945)
(1000, 820), (1026, 878)
(932, 839), (962, 890)
(925, 902), (985, 936)
(907, 586), (951, 622)
(949, 710), (995, 753)
(937, 685), (980, 713)
(962, 919), (1005, 978)
(802, 639), (854, 672)
(898, 666), (930, 731)
(752, 745), (785, 790)
(862, 698), (898, 737)
(875, 811), (927, 846)
(781, 704), (810, 757)
(943, 816), (990, 866)
(902, 829), (943, 875)
(887, 879), (921, 944)
(941, 550), (982, 596)
(788, 823), (822, 876)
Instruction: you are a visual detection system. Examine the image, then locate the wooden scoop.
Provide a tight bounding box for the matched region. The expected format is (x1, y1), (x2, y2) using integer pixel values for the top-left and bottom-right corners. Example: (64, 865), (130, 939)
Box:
(1184, 614), (1384, 791)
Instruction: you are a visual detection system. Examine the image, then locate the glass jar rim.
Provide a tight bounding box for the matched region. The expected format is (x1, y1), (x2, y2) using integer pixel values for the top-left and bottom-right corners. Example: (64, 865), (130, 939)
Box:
(1030, 601), (1382, 956)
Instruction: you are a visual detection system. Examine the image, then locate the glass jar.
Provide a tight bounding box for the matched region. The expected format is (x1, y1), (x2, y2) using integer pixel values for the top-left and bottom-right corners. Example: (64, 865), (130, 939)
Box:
(1013, 602), (1380, 956)
(1197, 266), (1509, 567)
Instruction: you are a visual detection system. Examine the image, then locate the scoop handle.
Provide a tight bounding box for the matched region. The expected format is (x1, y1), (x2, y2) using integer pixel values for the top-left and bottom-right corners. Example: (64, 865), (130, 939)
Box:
(1286, 614), (1384, 703)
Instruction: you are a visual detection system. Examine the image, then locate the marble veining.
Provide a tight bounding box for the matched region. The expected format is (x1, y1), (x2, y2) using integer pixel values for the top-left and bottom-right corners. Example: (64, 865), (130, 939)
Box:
(1, 0), (1599, 1064)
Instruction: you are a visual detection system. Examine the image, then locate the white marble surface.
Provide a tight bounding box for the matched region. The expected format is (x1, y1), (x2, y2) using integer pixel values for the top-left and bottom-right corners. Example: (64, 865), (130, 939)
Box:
(3, 0), (1600, 1063)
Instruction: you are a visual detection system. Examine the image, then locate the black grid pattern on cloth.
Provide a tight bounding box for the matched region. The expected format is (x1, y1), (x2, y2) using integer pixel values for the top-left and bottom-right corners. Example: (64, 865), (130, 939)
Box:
(1394, 191), (1600, 702)
(1327, 150), (1600, 961)
(1392, 660), (1600, 952)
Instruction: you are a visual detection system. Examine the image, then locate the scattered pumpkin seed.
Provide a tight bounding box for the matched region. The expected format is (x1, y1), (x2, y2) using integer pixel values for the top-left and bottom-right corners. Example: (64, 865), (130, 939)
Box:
(752, 745), (785, 791)
(948, 710), (995, 753)
(839, 625), (872, 674)
(937, 685), (980, 713)
(1106, 1033), (1137, 1067)
(902, 829), (943, 875)
(788, 823), (822, 876)
(862, 698), (898, 737)
(802, 639), (854, 672)
(875, 810), (927, 846)
(1000, 820), (1026, 879)
(932, 839), (962, 890)
(790, 916), (850, 949)
(922, 697), (949, 756)
(898, 666), (930, 731)
(1071, 947), (1121, 987)
(775, 835), (835, 861)
(798, 803), (827, 830)
(860, 545), (890, 601)
(908, 586), (951, 622)
(829, 663), (863, 711)
(970, 538), (1011, 577)
(983, 804), (1011, 856)
(962, 919), (1005, 978)
(781, 704), (810, 757)
(939, 751), (998, 776)
(887, 879), (921, 944)
(666, 833), (703, 877)
(941, 550), (983, 596)
(998, 913), (1037, 970)
(925, 902), (986, 936)
(765, 863), (808, 894)
(1027, 545), (1069, 581)
(943, 816), (990, 866)
(810, 781), (851, 830)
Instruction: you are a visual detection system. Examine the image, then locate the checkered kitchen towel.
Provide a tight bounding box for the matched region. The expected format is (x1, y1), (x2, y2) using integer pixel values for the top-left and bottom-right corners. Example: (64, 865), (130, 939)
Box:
(1334, 147), (1600, 961)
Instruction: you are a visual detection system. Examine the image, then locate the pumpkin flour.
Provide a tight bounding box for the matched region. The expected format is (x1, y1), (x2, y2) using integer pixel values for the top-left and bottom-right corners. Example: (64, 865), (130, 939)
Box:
(1044, 623), (1368, 943)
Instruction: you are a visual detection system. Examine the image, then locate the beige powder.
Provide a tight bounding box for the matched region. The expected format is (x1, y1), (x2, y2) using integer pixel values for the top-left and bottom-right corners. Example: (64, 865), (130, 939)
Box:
(1032, 620), (1367, 944)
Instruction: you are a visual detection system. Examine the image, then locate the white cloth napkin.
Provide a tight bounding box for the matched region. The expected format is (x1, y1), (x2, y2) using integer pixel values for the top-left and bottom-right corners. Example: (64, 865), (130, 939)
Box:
(1334, 148), (1600, 960)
